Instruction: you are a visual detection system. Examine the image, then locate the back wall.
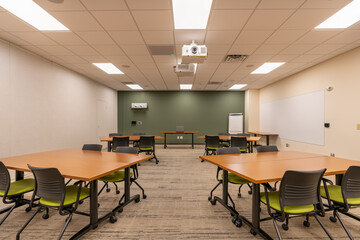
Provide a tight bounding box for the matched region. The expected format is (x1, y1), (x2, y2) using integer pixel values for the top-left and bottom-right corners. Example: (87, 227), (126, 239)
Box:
(118, 91), (245, 144)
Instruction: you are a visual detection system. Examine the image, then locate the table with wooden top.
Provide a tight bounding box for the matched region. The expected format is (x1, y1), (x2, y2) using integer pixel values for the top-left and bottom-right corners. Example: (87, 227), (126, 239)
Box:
(248, 131), (278, 145)
(0, 149), (153, 239)
(197, 135), (261, 153)
(160, 131), (199, 149)
(100, 135), (164, 152)
(200, 151), (360, 239)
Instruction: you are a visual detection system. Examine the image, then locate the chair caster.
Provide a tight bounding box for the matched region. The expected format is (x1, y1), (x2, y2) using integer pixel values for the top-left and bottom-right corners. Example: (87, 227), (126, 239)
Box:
(281, 223), (289, 231)
(106, 188), (111, 193)
(135, 198), (140, 203)
(79, 200), (84, 205)
(110, 215), (117, 223)
(143, 194), (147, 199)
(250, 229), (257, 236)
(42, 214), (49, 220)
(330, 216), (337, 222)
(116, 190), (120, 194)
(210, 199), (216, 205)
(118, 208), (123, 213)
(25, 207), (32, 212)
(156, 161), (159, 164)
(232, 217), (242, 228)
(201, 159), (204, 162)
(248, 190), (252, 195)
(237, 193), (242, 198)
(303, 221), (310, 227)
(208, 196), (212, 201)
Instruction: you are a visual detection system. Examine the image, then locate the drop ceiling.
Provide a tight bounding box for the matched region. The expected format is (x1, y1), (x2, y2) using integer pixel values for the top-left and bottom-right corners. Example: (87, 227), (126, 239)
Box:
(0, 0), (360, 91)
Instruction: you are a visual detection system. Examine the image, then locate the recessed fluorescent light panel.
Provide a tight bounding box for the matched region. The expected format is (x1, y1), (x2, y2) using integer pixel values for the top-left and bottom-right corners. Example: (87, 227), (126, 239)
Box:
(251, 62), (285, 74)
(92, 63), (124, 74)
(172, 0), (213, 29)
(126, 84), (143, 90)
(229, 84), (247, 90)
(0, 0), (69, 31)
(316, 0), (360, 29)
(180, 84), (192, 90)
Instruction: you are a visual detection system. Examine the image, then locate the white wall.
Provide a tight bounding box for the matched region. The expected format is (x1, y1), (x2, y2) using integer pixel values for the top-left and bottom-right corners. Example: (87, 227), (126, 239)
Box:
(245, 89), (259, 133)
(258, 46), (360, 161)
(0, 40), (117, 157)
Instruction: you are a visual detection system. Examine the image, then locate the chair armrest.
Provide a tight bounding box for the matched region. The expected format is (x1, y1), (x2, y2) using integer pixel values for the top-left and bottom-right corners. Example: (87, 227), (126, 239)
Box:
(216, 167), (222, 182)
(322, 178), (333, 185)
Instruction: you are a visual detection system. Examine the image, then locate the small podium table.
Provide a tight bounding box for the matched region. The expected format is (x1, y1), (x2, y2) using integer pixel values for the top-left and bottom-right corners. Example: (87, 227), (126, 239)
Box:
(160, 131), (199, 149)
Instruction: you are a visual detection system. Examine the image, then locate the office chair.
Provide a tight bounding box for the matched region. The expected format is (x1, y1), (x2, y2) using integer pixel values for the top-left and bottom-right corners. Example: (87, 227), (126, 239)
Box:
(218, 133), (230, 147)
(112, 137), (129, 152)
(132, 133), (146, 147)
(321, 166), (360, 239)
(138, 136), (158, 164)
(235, 133), (250, 137)
(204, 135), (221, 157)
(0, 162), (35, 226)
(109, 133), (123, 137)
(17, 165), (90, 240)
(256, 145), (279, 190)
(260, 169), (332, 239)
(82, 144), (102, 151)
(208, 147), (252, 217)
(230, 136), (249, 153)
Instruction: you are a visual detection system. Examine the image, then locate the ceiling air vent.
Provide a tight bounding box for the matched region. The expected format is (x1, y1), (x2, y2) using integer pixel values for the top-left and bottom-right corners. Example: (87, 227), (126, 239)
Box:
(148, 45), (175, 55)
(207, 82), (222, 85)
(224, 54), (248, 63)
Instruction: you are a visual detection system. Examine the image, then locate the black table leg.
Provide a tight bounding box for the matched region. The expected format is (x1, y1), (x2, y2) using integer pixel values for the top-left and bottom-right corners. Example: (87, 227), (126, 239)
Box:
(266, 136), (270, 145)
(107, 141), (111, 152)
(16, 171), (24, 181)
(192, 133), (194, 149)
(164, 133), (167, 149)
(336, 174), (343, 185)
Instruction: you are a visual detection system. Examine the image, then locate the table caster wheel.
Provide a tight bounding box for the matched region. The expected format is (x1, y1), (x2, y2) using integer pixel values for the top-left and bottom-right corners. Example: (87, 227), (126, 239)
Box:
(238, 193), (242, 198)
(330, 216), (337, 222)
(116, 190), (120, 194)
(250, 229), (257, 236)
(143, 194), (147, 199)
(135, 198), (140, 203)
(248, 190), (252, 195)
(282, 223), (289, 231)
(106, 188), (111, 193)
(42, 214), (49, 220)
(210, 199), (216, 205)
(110, 215), (117, 223)
(232, 217), (242, 228)
(25, 207), (32, 212)
(303, 221), (310, 227)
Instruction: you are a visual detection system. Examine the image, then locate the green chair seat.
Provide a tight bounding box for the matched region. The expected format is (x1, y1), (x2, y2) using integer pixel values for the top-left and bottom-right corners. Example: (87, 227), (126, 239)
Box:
(320, 185), (360, 205)
(260, 191), (315, 214)
(140, 147), (153, 151)
(0, 179), (35, 197)
(221, 173), (251, 184)
(240, 148), (248, 153)
(207, 146), (220, 150)
(98, 171), (133, 182)
(40, 185), (90, 207)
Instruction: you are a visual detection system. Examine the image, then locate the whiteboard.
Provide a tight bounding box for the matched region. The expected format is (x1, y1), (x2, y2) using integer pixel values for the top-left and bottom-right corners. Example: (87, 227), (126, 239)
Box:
(228, 113), (243, 134)
(260, 90), (325, 145)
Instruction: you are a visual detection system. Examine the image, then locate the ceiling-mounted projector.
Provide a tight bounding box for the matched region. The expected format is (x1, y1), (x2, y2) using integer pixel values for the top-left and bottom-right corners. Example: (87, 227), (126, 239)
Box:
(174, 63), (196, 77)
(182, 40), (207, 64)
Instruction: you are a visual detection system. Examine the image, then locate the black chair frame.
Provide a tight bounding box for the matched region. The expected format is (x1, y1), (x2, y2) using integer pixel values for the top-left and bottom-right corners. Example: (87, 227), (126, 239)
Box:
(138, 136), (158, 164)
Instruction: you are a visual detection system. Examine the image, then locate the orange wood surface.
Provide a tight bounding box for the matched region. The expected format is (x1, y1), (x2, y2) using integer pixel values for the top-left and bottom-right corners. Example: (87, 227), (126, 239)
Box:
(160, 131), (199, 134)
(0, 149), (153, 182)
(100, 135), (164, 142)
(248, 131), (279, 136)
(199, 151), (360, 184)
(197, 135), (261, 142)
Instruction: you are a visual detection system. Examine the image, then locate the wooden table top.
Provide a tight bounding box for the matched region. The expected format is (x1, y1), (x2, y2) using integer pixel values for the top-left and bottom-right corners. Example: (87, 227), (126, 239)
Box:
(0, 149), (153, 182)
(200, 151), (360, 184)
(197, 135), (261, 142)
(248, 131), (279, 136)
(100, 135), (164, 142)
(160, 131), (199, 134)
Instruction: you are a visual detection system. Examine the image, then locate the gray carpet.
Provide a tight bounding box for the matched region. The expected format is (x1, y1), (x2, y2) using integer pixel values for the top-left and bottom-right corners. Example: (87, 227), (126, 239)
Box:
(2, 145), (359, 239)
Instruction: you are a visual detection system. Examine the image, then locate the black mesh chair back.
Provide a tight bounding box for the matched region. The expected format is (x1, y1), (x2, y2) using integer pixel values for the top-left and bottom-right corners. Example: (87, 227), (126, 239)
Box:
(139, 136), (154, 148)
(112, 137), (130, 149)
(231, 137), (248, 149)
(133, 132), (146, 136)
(256, 145), (279, 152)
(235, 133), (250, 137)
(218, 133), (230, 136)
(216, 147), (241, 155)
(115, 147), (139, 154)
(342, 166), (360, 199)
(279, 169), (326, 208)
(109, 133), (123, 137)
(205, 135), (220, 148)
(82, 144), (102, 151)
(0, 162), (10, 194)
(28, 165), (65, 203)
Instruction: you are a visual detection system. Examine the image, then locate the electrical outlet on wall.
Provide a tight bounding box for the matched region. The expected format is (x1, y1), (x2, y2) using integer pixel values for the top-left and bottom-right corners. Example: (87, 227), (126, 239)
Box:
(330, 153), (335, 157)
(177, 136), (179, 139)
(180, 136), (183, 139)
(286, 143), (289, 147)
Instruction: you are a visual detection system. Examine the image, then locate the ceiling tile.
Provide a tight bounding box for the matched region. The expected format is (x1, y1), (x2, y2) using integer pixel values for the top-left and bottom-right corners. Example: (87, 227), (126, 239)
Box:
(270, 54), (299, 62)
(0, 13), (36, 31)
(295, 30), (341, 44)
(91, 11), (137, 30)
(244, 10), (295, 30)
(258, 0), (305, 9)
(142, 31), (174, 45)
(0, 32), (31, 45)
(280, 9), (339, 30)
(91, 45), (125, 55)
(280, 44), (316, 54)
(57, 55), (88, 63)
(81, 55), (109, 63)
(291, 54), (322, 63)
(34, 0), (86, 11)
(44, 32), (87, 45)
(76, 31), (115, 45)
(121, 44), (150, 56)
(11, 32), (57, 45)
(109, 31), (144, 45)
(66, 45), (99, 55)
(301, 0), (352, 9)
(51, 11), (103, 31)
(205, 54), (226, 63)
(153, 55), (177, 64)
(206, 44), (231, 54)
(105, 55), (132, 65)
(245, 54), (273, 62)
(174, 30), (206, 44)
(265, 30), (307, 44)
(208, 10), (252, 30)
(213, 0), (259, 9)
(305, 44), (344, 55)
(234, 30), (273, 44)
(80, 0), (128, 10)
(132, 10), (173, 30)
(205, 31), (239, 44)
(228, 44), (258, 55)
(253, 44), (287, 55)
(126, 0), (170, 9)
(128, 55), (154, 63)
(37, 45), (74, 55)
(325, 30), (360, 44)
(22, 45), (51, 56)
